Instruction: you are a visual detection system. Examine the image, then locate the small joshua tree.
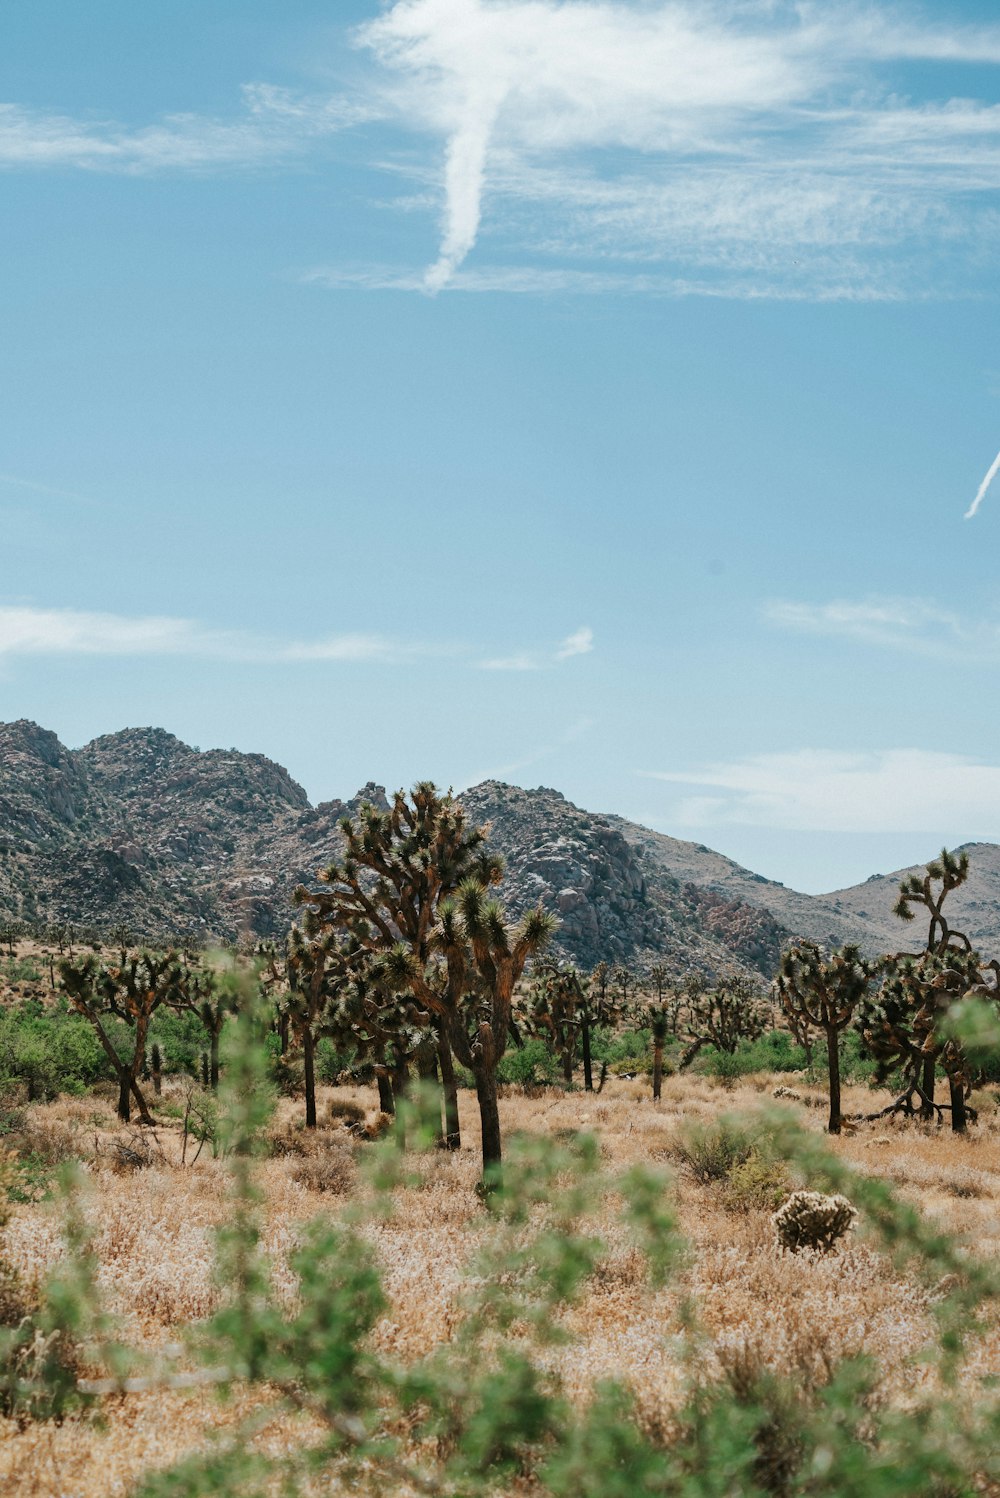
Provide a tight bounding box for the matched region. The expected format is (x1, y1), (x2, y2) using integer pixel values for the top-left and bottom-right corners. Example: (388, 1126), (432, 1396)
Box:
(647, 1003), (670, 1101)
(679, 974), (769, 1069)
(775, 943), (871, 1134)
(524, 960), (587, 1086)
(59, 949), (184, 1122)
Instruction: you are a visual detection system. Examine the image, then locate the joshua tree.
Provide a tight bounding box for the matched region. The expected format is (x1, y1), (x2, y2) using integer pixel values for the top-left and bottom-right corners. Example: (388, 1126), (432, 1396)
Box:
(524, 960), (587, 1086)
(775, 943), (871, 1133)
(858, 849), (999, 1132)
(1, 920), (23, 958)
(419, 877), (556, 1172)
(59, 949), (183, 1122)
(679, 974), (769, 1069)
(150, 1041), (163, 1096)
(647, 962), (686, 1036)
(171, 958), (241, 1094)
(613, 965), (634, 1009)
(293, 783), (555, 1174)
(647, 1004), (670, 1101)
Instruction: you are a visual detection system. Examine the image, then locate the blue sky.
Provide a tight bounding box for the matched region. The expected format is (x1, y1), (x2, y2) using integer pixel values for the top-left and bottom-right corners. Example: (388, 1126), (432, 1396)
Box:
(3, 0), (1000, 894)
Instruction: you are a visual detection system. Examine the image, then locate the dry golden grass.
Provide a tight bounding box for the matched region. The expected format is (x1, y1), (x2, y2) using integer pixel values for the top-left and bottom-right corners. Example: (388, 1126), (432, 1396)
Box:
(2, 1074), (999, 1493)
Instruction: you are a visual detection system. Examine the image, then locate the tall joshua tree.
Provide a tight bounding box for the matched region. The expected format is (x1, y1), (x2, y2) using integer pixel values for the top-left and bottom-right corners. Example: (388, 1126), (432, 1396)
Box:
(419, 877), (555, 1172)
(775, 943), (871, 1134)
(296, 784), (555, 1177)
(858, 850), (999, 1132)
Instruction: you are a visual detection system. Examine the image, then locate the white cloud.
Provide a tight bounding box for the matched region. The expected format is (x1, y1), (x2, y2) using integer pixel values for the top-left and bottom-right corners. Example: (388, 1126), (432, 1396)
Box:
(0, 85), (369, 173)
(0, 606), (424, 664)
(480, 625), (594, 670)
(0, 604), (588, 672)
(764, 595), (1000, 657)
(555, 625), (594, 660)
(643, 748), (1000, 834)
(354, 0), (1000, 295)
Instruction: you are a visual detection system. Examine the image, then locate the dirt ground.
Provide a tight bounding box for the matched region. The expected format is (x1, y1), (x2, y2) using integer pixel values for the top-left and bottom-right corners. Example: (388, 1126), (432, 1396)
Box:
(2, 1072), (999, 1495)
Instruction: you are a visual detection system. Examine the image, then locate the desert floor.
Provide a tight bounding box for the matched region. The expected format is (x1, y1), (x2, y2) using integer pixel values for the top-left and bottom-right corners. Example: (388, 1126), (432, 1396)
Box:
(2, 1072), (999, 1496)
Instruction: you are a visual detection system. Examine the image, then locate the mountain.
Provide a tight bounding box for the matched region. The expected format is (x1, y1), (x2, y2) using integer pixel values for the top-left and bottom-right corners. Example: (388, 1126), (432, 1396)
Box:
(2, 718), (997, 975)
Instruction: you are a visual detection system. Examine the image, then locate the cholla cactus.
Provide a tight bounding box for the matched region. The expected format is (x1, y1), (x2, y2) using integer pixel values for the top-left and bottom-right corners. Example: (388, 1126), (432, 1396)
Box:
(772, 1190), (857, 1252)
(772, 1084), (802, 1102)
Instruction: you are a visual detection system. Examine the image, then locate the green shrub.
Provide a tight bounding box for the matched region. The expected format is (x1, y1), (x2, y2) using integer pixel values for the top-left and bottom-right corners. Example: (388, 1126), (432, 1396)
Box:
(0, 1001), (111, 1100)
(667, 1117), (763, 1183)
(700, 1029), (810, 1082)
(722, 1149), (792, 1213)
(1, 957), (43, 985)
(498, 1038), (561, 1087)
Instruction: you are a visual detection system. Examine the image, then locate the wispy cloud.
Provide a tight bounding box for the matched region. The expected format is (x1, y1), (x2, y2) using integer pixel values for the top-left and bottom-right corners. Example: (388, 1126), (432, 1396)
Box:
(642, 747), (1000, 835)
(966, 446), (1000, 518)
(0, 472), (93, 505)
(460, 714), (595, 786)
(480, 625), (594, 671)
(0, 84), (370, 173)
(764, 595), (1000, 659)
(353, 0), (1000, 297)
(0, 605), (411, 663)
(0, 604), (590, 672)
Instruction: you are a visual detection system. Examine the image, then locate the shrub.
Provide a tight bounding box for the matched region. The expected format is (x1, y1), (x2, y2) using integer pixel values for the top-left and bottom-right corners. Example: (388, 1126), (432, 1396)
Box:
(773, 1191), (857, 1253)
(0, 1001), (110, 1100)
(328, 1096), (366, 1127)
(668, 1118), (762, 1183)
(498, 1037), (561, 1087)
(723, 1150), (792, 1213)
(291, 1142), (356, 1195)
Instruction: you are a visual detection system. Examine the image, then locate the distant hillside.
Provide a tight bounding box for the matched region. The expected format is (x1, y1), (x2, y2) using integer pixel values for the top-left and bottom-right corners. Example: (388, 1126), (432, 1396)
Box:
(2, 718), (997, 975)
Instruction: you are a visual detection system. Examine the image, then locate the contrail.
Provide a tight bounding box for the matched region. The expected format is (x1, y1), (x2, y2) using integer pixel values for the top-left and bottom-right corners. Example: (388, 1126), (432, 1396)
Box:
(966, 447), (1000, 519)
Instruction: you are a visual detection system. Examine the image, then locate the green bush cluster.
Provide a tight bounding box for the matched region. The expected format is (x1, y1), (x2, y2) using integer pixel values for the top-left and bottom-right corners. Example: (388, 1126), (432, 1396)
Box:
(0, 1001), (111, 1100)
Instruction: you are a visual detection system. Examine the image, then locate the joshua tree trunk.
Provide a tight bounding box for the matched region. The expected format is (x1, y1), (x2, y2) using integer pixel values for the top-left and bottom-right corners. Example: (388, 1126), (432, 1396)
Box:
(210, 1027), (220, 1092)
(582, 1015), (593, 1092)
(279, 1010), (290, 1056)
(303, 1026), (317, 1129)
(376, 1067), (395, 1116)
(81, 1009), (152, 1124)
(826, 1025), (842, 1135)
(438, 1028), (461, 1151)
(474, 1063), (502, 1177)
(562, 1050), (574, 1087)
(949, 1075), (967, 1133)
(919, 1054), (936, 1120)
(152, 1064), (162, 1096)
(470, 1024), (499, 1186)
(652, 1040), (664, 1101)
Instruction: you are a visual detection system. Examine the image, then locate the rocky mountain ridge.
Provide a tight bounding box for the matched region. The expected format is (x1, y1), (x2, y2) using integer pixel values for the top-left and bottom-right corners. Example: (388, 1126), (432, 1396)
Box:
(3, 718), (999, 976)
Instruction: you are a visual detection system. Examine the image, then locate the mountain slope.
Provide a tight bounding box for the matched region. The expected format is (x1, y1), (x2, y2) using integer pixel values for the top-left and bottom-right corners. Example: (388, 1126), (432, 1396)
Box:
(2, 718), (998, 973)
